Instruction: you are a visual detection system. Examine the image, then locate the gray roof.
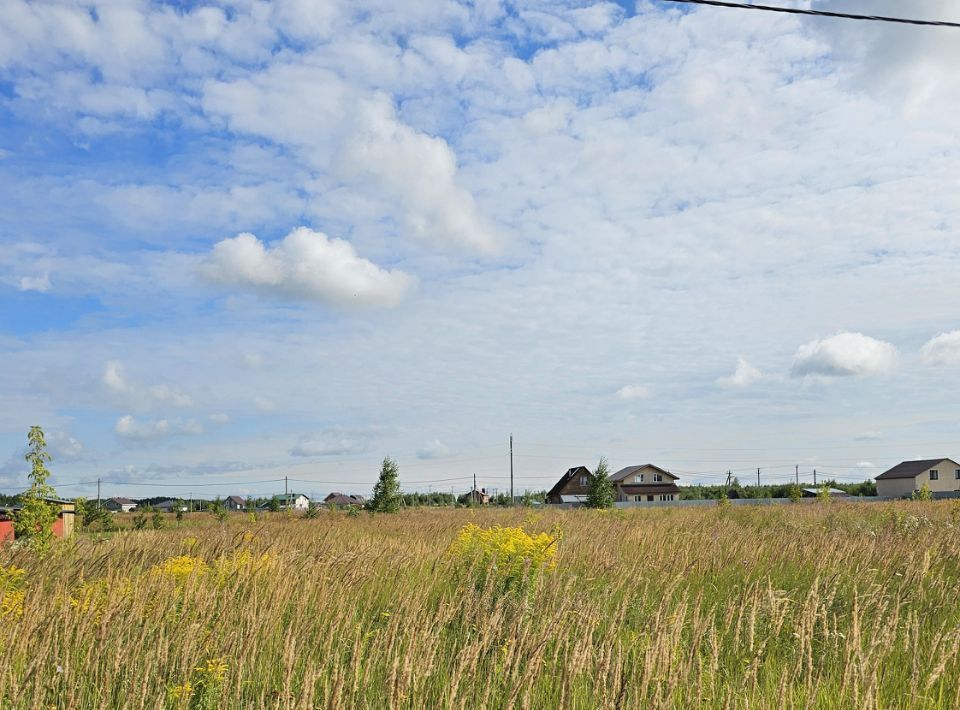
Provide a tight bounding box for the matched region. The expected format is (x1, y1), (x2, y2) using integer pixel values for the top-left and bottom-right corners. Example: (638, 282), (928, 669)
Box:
(609, 464), (677, 482)
(109, 497), (137, 505)
(875, 459), (955, 480)
(802, 487), (847, 495)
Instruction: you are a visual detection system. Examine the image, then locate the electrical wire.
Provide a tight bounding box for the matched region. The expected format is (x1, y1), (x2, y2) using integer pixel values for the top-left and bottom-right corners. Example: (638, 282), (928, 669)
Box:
(663, 0), (960, 28)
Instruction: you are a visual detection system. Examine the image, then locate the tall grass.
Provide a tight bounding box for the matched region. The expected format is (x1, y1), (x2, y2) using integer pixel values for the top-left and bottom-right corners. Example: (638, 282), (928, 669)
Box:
(2, 502), (959, 708)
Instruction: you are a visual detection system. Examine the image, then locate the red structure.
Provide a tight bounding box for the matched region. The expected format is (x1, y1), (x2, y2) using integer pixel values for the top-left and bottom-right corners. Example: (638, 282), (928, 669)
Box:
(0, 511), (14, 543)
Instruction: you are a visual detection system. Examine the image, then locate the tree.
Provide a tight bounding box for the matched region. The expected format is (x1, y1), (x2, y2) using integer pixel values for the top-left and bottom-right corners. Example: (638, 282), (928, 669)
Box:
(788, 484), (803, 504)
(267, 496), (281, 513)
(14, 426), (60, 552)
(370, 456), (402, 513)
(586, 457), (616, 509)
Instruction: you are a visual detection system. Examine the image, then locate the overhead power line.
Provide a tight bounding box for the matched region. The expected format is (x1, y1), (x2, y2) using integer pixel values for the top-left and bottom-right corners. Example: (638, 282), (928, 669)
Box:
(663, 0), (960, 28)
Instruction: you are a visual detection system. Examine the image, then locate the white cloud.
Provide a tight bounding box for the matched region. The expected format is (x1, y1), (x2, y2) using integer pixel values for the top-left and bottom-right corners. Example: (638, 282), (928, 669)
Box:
(855, 430), (883, 441)
(790, 332), (899, 378)
(920, 330), (960, 366)
(103, 361), (193, 408)
(115, 415), (203, 441)
(202, 227), (414, 307)
(208, 413), (231, 425)
(290, 427), (377, 457)
(19, 272), (50, 292)
(336, 96), (501, 252)
(718, 357), (763, 388)
(417, 439), (451, 459)
(617, 384), (651, 400)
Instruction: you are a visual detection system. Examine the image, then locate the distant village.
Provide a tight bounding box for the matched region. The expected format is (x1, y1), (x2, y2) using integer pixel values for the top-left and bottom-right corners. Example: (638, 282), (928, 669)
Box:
(2, 456), (957, 544)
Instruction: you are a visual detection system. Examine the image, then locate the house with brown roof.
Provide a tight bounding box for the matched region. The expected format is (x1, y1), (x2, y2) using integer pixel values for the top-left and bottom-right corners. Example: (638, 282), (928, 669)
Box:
(609, 464), (681, 503)
(546, 466), (592, 504)
(322, 493), (366, 507)
(223, 495), (246, 511)
(875, 458), (960, 498)
(547, 464), (680, 504)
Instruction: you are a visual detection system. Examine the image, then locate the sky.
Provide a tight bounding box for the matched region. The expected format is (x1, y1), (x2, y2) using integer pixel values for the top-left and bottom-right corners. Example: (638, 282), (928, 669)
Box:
(1, 0), (960, 501)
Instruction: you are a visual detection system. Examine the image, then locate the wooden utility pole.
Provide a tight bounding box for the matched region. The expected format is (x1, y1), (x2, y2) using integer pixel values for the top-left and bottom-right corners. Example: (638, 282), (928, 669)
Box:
(509, 434), (514, 504)
(813, 469), (817, 486)
(757, 468), (761, 487)
(96, 478), (101, 510)
(285, 476), (289, 500)
(795, 465), (799, 485)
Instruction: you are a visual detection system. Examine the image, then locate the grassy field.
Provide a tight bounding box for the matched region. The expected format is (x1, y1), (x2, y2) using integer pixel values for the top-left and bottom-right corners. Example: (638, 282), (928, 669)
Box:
(2, 501), (960, 709)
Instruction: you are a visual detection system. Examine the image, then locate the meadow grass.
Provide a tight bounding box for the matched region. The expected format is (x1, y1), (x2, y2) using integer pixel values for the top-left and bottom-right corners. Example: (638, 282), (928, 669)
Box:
(2, 502), (960, 709)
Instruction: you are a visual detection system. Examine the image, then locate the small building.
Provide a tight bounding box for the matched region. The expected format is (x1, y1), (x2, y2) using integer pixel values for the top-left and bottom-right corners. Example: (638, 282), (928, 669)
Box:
(546, 466), (592, 504)
(461, 488), (490, 505)
(223, 495), (246, 511)
(154, 499), (188, 513)
(260, 493), (310, 511)
(801, 487), (849, 498)
(322, 493), (365, 507)
(0, 508), (14, 543)
(104, 497), (138, 513)
(609, 464), (681, 503)
(875, 458), (960, 498)
(5, 498), (76, 538)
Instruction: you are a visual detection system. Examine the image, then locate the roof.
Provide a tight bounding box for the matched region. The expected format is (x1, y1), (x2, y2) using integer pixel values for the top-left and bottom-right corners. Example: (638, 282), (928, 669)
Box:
(224, 495), (245, 505)
(324, 493), (365, 506)
(618, 484), (681, 495)
(546, 466), (591, 498)
(609, 464), (677, 482)
(802, 487), (848, 495)
(109, 497), (137, 505)
(875, 459), (955, 480)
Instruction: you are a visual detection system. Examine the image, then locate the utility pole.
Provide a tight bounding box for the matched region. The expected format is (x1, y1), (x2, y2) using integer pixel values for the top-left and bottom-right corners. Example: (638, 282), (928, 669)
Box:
(813, 469), (817, 486)
(509, 434), (514, 504)
(795, 465), (799, 485)
(285, 476), (289, 500)
(189, 492), (193, 512)
(757, 468), (761, 487)
(96, 478), (101, 511)
(473, 472), (477, 493)
(725, 470), (732, 487)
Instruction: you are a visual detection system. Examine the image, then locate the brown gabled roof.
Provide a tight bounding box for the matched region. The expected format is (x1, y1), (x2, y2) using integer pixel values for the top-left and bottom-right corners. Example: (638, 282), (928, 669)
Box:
(225, 495), (246, 506)
(546, 466), (590, 499)
(609, 464), (677, 482)
(875, 459), (955, 480)
(618, 484), (681, 495)
(109, 497), (137, 505)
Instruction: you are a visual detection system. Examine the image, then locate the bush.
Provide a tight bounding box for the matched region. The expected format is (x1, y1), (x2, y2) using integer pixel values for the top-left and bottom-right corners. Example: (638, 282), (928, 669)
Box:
(448, 523), (560, 595)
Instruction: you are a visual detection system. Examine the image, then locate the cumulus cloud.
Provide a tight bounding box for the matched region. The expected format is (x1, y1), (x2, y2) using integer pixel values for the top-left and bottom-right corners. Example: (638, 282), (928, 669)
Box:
(337, 97), (501, 252)
(417, 439), (451, 460)
(718, 357), (763, 388)
(790, 332), (899, 378)
(920, 330), (960, 366)
(19, 272), (50, 292)
(202, 227), (414, 307)
(115, 415), (203, 441)
(103, 360), (193, 408)
(617, 384), (651, 400)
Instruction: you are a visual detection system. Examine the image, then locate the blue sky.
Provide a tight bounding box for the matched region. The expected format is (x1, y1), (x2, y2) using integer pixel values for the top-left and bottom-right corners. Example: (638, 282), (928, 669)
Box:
(2, 0), (960, 500)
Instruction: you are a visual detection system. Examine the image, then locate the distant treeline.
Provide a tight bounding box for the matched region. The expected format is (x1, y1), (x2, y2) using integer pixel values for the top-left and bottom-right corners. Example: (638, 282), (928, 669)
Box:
(680, 479), (877, 500)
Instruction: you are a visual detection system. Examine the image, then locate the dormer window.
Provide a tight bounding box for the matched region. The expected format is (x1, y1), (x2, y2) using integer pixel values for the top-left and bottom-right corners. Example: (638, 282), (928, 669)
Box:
(653, 473), (663, 482)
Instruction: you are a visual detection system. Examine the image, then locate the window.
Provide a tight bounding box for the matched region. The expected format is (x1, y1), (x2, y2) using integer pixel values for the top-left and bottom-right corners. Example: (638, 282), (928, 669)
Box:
(634, 495), (642, 502)
(579, 475), (588, 486)
(635, 474), (644, 483)
(647, 495), (654, 502)
(653, 473), (663, 482)
(955, 469), (960, 480)
(659, 494), (671, 501)
(930, 469), (939, 481)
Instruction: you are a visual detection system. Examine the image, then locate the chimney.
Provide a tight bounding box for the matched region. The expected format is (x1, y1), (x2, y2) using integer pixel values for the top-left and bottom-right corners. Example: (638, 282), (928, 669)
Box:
(481, 488), (486, 494)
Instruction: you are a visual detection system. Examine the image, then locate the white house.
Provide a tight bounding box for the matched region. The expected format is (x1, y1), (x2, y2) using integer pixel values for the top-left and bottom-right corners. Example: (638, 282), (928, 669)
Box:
(103, 497), (138, 513)
(875, 458), (960, 498)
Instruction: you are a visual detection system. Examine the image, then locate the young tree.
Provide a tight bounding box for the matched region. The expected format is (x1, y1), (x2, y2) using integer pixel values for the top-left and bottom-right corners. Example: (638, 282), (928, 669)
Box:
(586, 457), (616, 509)
(370, 456), (402, 513)
(14, 426), (60, 552)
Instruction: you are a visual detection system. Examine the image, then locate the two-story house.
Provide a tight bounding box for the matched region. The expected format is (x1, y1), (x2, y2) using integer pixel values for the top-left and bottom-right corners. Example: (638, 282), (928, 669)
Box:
(547, 464), (680, 504)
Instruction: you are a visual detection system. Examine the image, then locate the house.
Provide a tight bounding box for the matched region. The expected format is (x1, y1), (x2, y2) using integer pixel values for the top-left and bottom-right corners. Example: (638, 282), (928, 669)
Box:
(609, 464), (681, 503)
(154, 498), (188, 513)
(461, 488), (490, 505)
(322, 493), (365, 507)
(875, 458), (960, 498)
(801, 487), (849, 498)
(103, 497), (138, 513)
(260, 493), (310, 511)
(223, 495), (246, 511)
(546, 466), (592, 504)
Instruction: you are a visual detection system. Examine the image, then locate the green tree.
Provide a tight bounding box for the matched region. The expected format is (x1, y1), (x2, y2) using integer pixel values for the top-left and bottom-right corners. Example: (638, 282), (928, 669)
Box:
(14, 426), (60, 552)
(370, 456), (402, 513)
(586, 457), (616, 509)
(816, 484), (832, 503)
(267, 496), (281, 513)
(913, 483), (933, 502)
(788, 484), (803, 504)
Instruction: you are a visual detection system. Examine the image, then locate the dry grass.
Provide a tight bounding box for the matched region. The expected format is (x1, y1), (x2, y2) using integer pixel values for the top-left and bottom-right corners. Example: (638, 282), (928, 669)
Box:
(2, 502), (960, 709)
